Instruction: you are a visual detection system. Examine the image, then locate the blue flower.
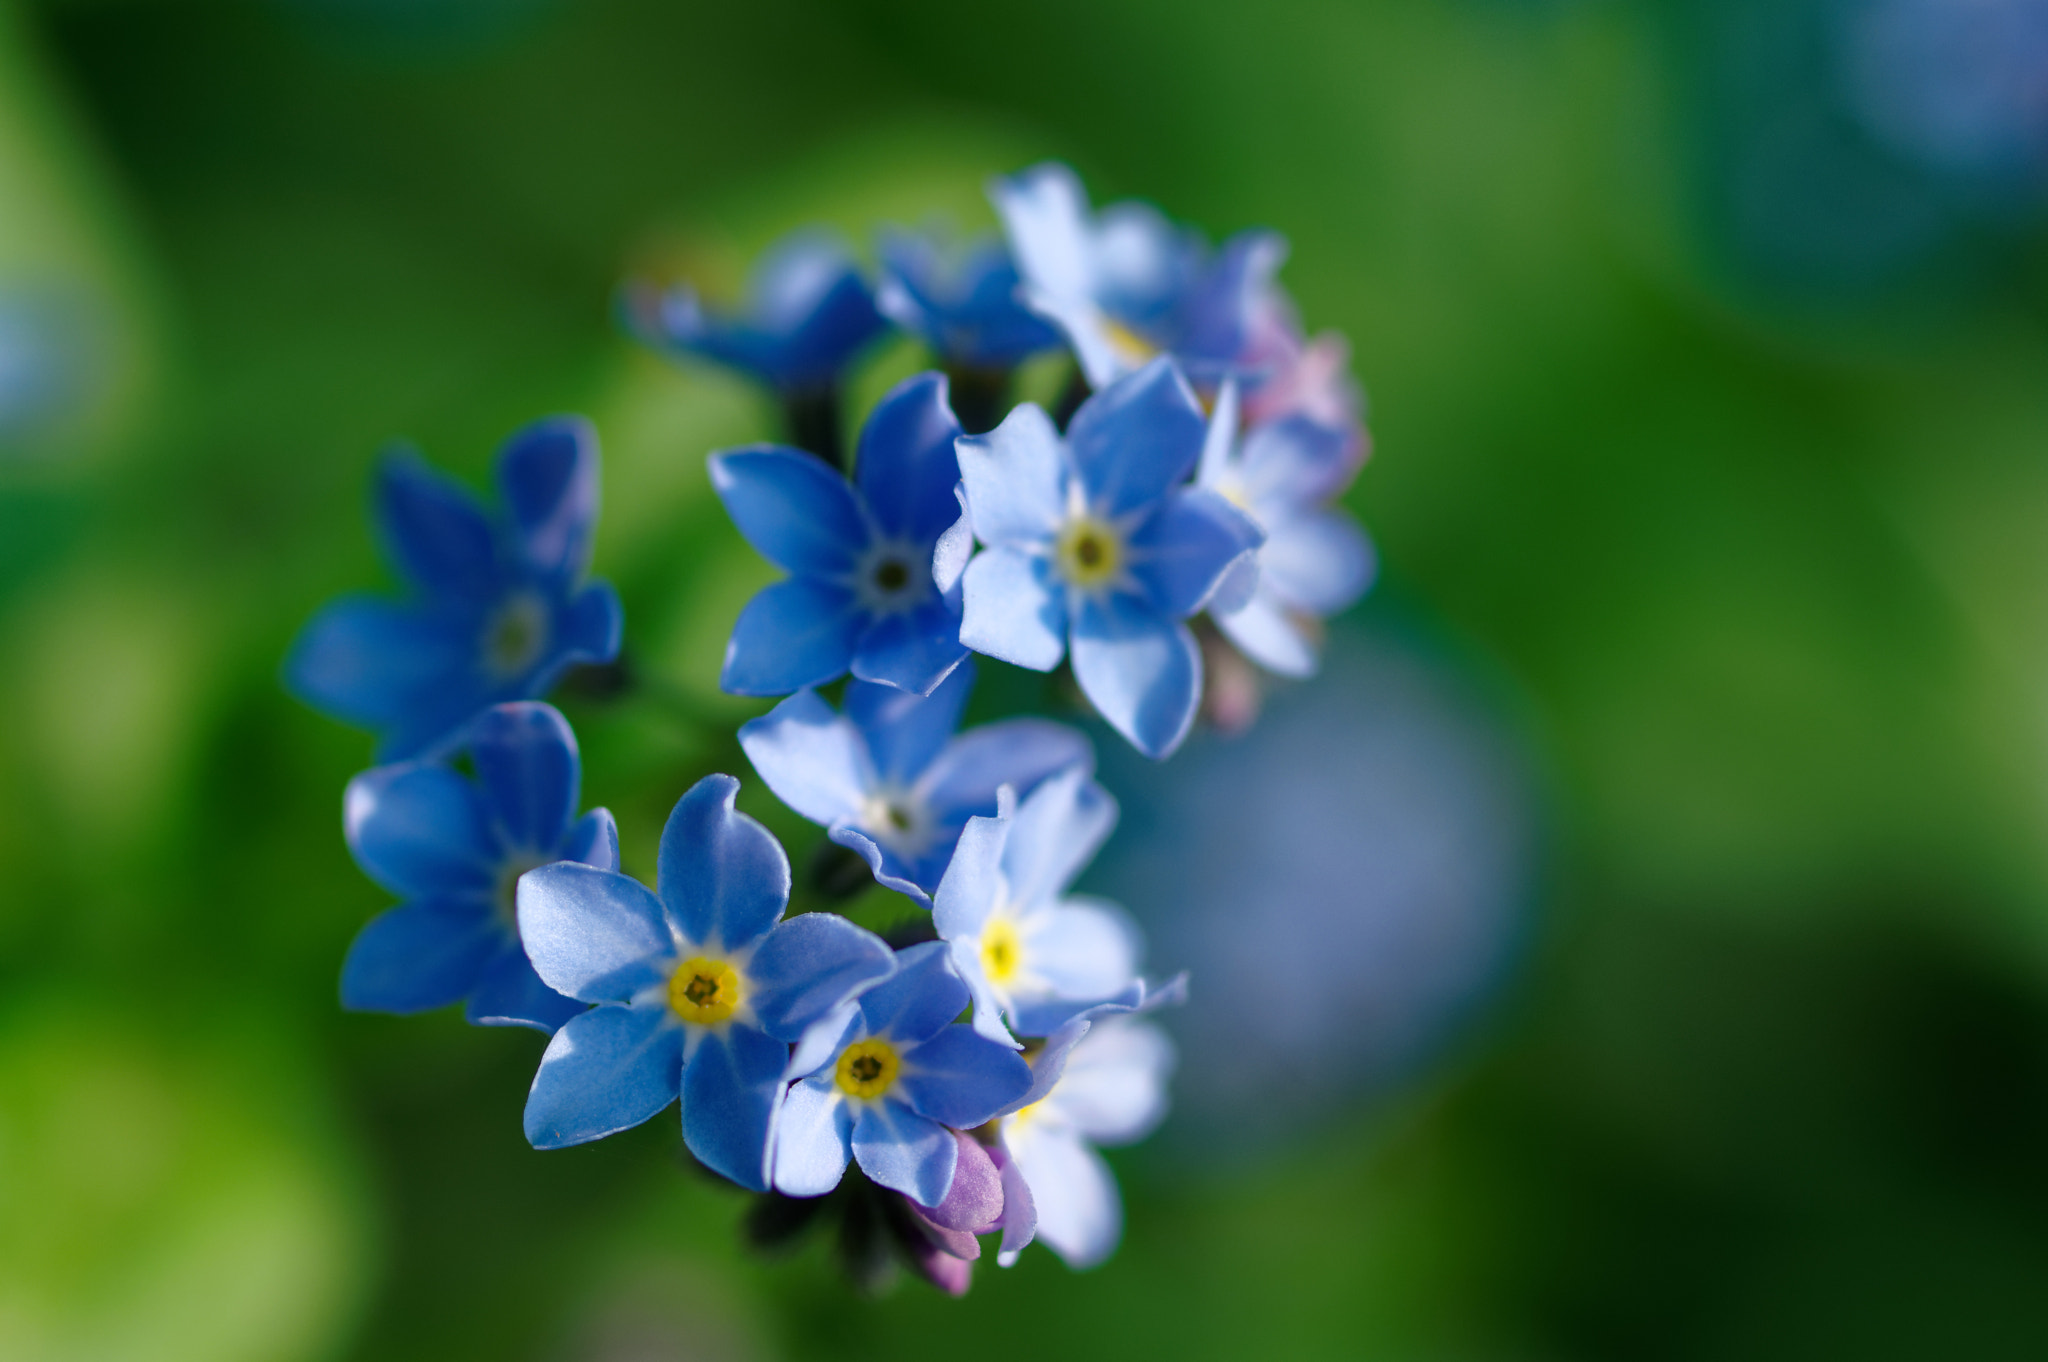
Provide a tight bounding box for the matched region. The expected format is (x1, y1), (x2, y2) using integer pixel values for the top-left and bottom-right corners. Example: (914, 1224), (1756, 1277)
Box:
(875, 228), (1063, 371)
(933, 767), (1143, 1047)
(625, 229), (890, 393)
(1198, 384), (1375, 678)
(772, 941), (1033, 1208)
(738, 661), (1093, 904)
(339, 701), (617, 1033)
(285, 418), (624, 761)
(990, 162), (1287, 392)
(953, 357), (1262, 758)
(710, 372), (970, 697)
(515, 774), (897, 1190)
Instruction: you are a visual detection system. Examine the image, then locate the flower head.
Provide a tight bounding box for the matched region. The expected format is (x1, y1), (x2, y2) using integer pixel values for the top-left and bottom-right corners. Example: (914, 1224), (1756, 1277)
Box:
(711, 372), (970, 696)
(515, 774), (897, 1190)
(953, 358), (1262, 757)
(340, 701), (616, 1033)
(285, 417), (623, 761)
(876, 228), (1063, 371)
(739, 661), (1092, 903)
(772, 942), (1032, 1207)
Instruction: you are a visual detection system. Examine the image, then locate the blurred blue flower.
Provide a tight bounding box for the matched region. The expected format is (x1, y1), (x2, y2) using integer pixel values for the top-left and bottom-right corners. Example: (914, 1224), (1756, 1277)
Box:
(339, 701), (616, 1033)
(933, 767), (1141, 1046)
(710, 371), (969, 696)
(516, 774), (896, 1190)
(625, 229), (890, 393)
(285, 417), (623, 761)
(738, 661), (1091, 904)
(1842, 0), (2048, 187)
(953, 358), (1262, 758)
(772, 942), (1032, 1208)
(875, 228), (1063, 371)
(990, 162), (1288, 391)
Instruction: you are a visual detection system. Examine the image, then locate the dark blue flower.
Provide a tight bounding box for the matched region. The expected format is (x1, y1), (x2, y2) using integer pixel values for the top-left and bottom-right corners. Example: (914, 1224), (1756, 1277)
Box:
(339, 701), (616, 1033)
(285, 417), (623, 761)
(738, 661), (1093, 904)
(953, 358), (1263, 758)
(710, 371), (970, 696)
(875, 228), (1063, 371)
(516, 774), (898, 1190)
(772, 942), (1033, 1208)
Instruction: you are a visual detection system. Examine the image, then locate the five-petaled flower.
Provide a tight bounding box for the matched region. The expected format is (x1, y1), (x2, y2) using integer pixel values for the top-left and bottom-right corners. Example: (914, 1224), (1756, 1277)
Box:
(285, 417), (623, 761)
(516, 774), (897, 1189)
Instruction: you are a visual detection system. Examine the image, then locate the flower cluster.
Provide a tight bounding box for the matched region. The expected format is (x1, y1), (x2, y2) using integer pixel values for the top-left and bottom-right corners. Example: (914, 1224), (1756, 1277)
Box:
(290, 164), (1371, 1293)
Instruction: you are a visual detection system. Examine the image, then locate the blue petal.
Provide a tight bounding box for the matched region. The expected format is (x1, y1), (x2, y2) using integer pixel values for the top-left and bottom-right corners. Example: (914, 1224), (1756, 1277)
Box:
(1018, 898), (1142, 1002)
(680, 1023), (788, 1192)
(523, 1004), (682, 1149)
(560, 807), (621, 871)
(959, 547), (1066, 671)
(747, 913), (898, 1040)
(1214, 587), (1317, 678)
(850, 598), (968, 697)
(517, 862), (673, 1003)
(771, 1075), (853, 1196)
(739, 689), (874, 826)
(1260, 507), (1376, 615)
(496, 416), (600, 581)
(708, 447), (867, 577)
(339, 898), (501, 1014)
(1010, 1125), (1122, 1269)
(931, 811), (1009, 945)
(989, 163), (1095, 306)
(1064, 357), (1208, 518)
(857, 940), (969, 1046)
(720, 578), (863, 696)
(375, 451), (502, 606)
(1001, 766), (1117, 909)
(655, 774), (790, 952)
(464, 702), (580, 853)
(787, 1000), (865, 1082)
(932, 486), (973, 596)
(344, 763), (497, 898)
(1127, 488), (1262, 618)
(283, 596), (468, 734)
(846, 661), (974, 786)
(853, 372), (964, 544)
(1235, 414), (1358, 509)
(1175, 228), (1289, 372)
(558, 581), (624, 664)
(917, 717), (1093, 827)
(900, 1024), (1034, 1127)
(852, 1100), (958, 1208)
(1069, 594), (1200, 759)
(465, 946), (586, 1032)
(826, 826), (931, 905)
(955, 403), (1066, 548)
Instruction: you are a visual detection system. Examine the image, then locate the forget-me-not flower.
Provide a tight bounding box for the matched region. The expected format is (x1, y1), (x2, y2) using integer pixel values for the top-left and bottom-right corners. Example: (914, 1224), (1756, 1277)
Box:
(516, 774), (896, 1190)
(875, 228), (1063, 371)
(772, 942), (1033, 1207)
(739, 661), (1092, 904)
(952, 357), (1262, 758)
(285, 417), (623, 761)
(340, 701), (616, 1033)
(711, 371), (969, 696)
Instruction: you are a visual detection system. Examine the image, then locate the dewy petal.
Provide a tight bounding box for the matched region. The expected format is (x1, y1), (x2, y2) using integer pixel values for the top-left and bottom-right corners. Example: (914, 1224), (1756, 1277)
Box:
(517, 862), (673, 1003)
(738, 689), (874, 827)
(852, 1100), (958, 1208)
(1001, 766), (1116, 909)
(720, 577), (863, 696)
(680, 1022), (787, 1192)
(283, 596), (468, 733)
(849, 598), (968, 698)
(464, 702), (580, 853)
(1069, 594), (1201, 760)
(989, 163), (1095, 306)
(496, 416), (600, 580)
(899, 1025), (1034, 1128)
(1049, 1017), (1175, 1146)
(374, 451), (501, 606)
(655, 774), (790, 953)
(465, 947), (585, 1033)
(1064, 358), (1208, 518)
(1018, 898), (1143, 1003)
(853, 371), (965, 544)
(344, 763), (498, 899)
(747, 912), (897, 1040)
(846, 662), (973, 787)
(918, 717), (1093, 826)
(339, 898), (501, 1015)
(857, 941), (968, 1047)
(524, 1004), (683, 1149)
(1259, 506), (1376, 616)
(772, 1075), (853, 1196)
(708, 447), (867, 577)
(931, 812), (1009, 945)
(1128, 487), (1263, 619)
(1010, 1126), (1122, 1269)
(920, 1131), (1005, 1233)
(1215, 586), (1317, 679)
(954, 403), (1067, 548)
(960, 547), (1065, 672)
(560, 807), (622, 872)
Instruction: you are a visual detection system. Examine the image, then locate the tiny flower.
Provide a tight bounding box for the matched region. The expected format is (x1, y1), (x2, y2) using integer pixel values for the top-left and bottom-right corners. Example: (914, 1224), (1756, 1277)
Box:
(954, 357), (1262, 758)
(285, 417), (624, 761)
(933, 767), (1142, 1047)
(1197, 383), (1375, 679)
(875, 228), (1063, 371)
(340, 702), (617, 1033)
(516, 774), (897, 1190)
(772, 942), (1032, 1208)
(739, 660), (1092, 904)
(710, 372), (970, 697)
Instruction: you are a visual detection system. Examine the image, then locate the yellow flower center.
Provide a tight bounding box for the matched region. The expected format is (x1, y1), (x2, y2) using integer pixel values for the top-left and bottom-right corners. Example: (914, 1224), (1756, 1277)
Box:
(1007, 1098), (1046, 1132)
(482, 591), (550, 678)
(667, 956), (742, 1025)
(980, 918), (1023, 985)
(834, 1038), (901, 1101)
(1054, 516), (1122, 589)
(1100, 319), (1159, 367)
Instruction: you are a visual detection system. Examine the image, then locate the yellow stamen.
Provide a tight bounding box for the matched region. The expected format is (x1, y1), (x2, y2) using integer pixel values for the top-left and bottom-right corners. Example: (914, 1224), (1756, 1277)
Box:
(834, 1037), (901, 1101)
(981, 918), (1023, 985)
(1054, 516), (1121, 589)
(1100, 320), (1159, 367)
(667, 956), (742, 1025)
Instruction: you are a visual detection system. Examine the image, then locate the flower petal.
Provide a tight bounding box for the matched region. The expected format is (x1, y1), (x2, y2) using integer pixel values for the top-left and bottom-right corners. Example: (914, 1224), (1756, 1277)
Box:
(931, 809), (1009, 944)
(1127, 487), (1262, 619)
(960, 546), (1066, 671)
(846, 662), (973, 787)
(918, 1131), (1005, 1233)
(993, 1143), (1038, 1265)
(720, 578), (862, 696)
(517, 862), (672, 1003)
(747, 912), (898, 1040)
(1018, 897), (1142, 1003)
(850, 598), (968, 697)
(900, 1025), (1034, 1128)
(1009, 1125), (1122, 1268)
(1070, 594), (1200, 759)
(1214, 586), (1317, 678)
(496, 416), (600, 580)
(1260, 506), (1375, 616)
(825, 826), (931, 905)
(464, 947), (585, 1033)
(655, 774), (790, 953)
(560, 807), (621, 871)
(680, 1022), (788, 1192)
(853, 371), (964, 543)
(739, 689), (874, 826)
(955, 403), (1067, 548)
(1049, 1017), (1175, 1146)
(375, 451), (501, 606)
(852, 1101), (957, 1208)
(918, 717), (1093, 826)
(344, 763), (497, 898)
(339, 898), (500, 1015)
(1000, 766), (1116, 909)
(857, 940), (968, 1046)
(772, 1075), (853, 1196)
(1064, 358), (1207, 518)
(708, 446), (866, 577)
(465, 702), (579, 853)
(523, 1004), (682, 1149)
(283, 596), (468, 735)
(990, 163), (1095, 306)
(558, 581), (624, 664)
